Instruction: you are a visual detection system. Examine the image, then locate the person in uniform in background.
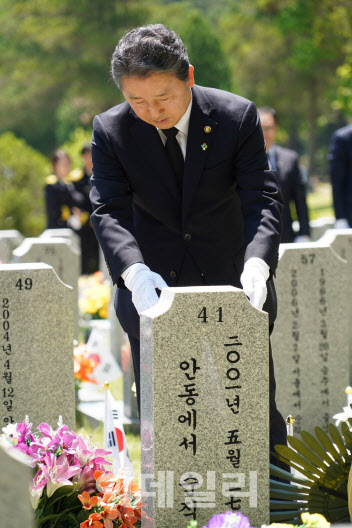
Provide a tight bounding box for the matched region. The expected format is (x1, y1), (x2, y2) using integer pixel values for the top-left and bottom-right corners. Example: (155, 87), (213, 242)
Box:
(69, 144), (100, 274)
(259, 107), (310, 243)
(328, 123), (352, 229)
(44, 149), (84, 229)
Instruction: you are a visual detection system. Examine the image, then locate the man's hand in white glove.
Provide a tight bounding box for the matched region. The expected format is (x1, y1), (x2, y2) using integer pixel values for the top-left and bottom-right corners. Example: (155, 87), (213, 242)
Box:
(122, 263), (168, 315)
(240, 257), (270, 311)
(334, 218), (350, 230)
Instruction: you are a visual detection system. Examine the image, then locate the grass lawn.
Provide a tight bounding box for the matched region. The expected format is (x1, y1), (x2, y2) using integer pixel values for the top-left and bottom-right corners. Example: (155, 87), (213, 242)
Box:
(291, 182), (334, 221)
(307, 182), (334, 220)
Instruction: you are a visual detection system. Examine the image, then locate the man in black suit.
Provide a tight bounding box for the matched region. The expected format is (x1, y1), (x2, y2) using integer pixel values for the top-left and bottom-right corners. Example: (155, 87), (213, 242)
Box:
(259, 107), (310, 243)
(90, 24), (286, 455)
(329, 124), (352, 229)
(69, 144), (100, 274)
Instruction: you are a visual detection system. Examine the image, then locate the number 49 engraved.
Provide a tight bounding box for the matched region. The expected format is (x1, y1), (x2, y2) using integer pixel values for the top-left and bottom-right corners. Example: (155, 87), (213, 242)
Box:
(15, 278), (33, 290)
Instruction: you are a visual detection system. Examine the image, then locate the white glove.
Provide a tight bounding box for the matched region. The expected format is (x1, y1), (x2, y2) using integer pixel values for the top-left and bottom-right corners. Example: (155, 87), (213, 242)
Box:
(294, 235), (311, 243)
(122, 263), (168, 315)
(66, 214), (82, 231)
(334, 218), (350, 229)
(240, 257), (270, 311)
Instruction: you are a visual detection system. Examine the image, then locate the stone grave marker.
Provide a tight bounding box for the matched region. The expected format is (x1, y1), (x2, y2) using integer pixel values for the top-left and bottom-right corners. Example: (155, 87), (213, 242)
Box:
(12, 237), (80, 338)
(309, 217), (335, 241)
(40, 228), (81, 252)
(121, 333), (139, 423)
(0, 230), (24, 263)
(318, 229), (352, 383)
(0, 447), (34, 526)
(0, 263), (75, 429)
(272, 242), (349, 435)
(140, 286), (269, 528)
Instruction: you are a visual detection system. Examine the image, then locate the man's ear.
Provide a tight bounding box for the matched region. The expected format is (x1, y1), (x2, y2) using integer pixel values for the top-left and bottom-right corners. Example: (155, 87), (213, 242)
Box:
(188, 65), (195, 88)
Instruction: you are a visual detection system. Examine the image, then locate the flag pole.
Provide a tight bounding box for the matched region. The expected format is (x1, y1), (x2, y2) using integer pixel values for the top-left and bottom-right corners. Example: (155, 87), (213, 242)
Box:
(286, 415), (294, 437)
(104, 381), (109, 453)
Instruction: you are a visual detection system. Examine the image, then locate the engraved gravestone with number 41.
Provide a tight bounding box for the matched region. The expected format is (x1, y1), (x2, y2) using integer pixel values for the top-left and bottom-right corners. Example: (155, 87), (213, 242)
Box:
(140, 286), (270, 528)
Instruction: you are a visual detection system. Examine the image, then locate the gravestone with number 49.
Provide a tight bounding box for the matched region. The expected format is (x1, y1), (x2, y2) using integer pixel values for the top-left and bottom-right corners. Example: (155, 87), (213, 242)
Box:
(141, 286), (269, 528)
(0, 263), (75, 429)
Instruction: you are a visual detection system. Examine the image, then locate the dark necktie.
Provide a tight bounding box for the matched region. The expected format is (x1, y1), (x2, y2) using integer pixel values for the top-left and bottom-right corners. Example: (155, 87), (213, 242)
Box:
(163, 127), (184, 189)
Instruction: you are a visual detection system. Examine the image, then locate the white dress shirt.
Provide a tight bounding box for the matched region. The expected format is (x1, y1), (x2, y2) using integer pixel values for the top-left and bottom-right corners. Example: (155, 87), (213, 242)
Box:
(156, 97), (192, 160)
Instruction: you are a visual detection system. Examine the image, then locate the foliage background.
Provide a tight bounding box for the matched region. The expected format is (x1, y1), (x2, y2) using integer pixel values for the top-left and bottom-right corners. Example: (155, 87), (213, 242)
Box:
(0, 0), (350, 234)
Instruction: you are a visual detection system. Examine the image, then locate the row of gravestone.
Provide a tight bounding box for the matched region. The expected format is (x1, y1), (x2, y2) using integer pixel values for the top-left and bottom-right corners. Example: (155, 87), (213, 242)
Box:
(139, 229), (352, 527)
(0, 228), (138, 423)
(1, 225), (352, 527)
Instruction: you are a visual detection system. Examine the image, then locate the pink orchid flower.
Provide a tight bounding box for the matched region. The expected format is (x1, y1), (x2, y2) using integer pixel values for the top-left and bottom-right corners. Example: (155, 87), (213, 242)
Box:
(34, 452), (81, 497)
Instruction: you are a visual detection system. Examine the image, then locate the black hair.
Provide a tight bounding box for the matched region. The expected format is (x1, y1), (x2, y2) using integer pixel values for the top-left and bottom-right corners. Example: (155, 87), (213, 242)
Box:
(51, 149), (70, 166)
(111, 24), (190, 89)
(258, 107), (278, 124)
(81, 143), (91, 155)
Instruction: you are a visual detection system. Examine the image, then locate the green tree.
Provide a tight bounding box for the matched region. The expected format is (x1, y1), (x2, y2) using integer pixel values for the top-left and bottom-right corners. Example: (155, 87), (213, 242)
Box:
(0, 132), (50, 236)
(60, 127), (93, 169)
(150, 3), (231, 91)
(0, 0), (151, 153)
(220, 0), (352, 173)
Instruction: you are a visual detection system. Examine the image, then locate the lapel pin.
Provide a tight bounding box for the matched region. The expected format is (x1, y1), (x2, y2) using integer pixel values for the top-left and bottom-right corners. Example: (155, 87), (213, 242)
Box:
(201, 143), (208, 150)
(204, 126), (211, 133)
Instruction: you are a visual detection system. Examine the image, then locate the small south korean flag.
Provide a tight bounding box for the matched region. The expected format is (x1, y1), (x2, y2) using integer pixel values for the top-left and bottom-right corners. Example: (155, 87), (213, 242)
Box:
(104, 387), (134, 477)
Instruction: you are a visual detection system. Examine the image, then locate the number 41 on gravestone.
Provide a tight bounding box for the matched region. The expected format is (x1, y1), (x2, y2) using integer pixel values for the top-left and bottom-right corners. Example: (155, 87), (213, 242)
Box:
(198, 307), (223, 323)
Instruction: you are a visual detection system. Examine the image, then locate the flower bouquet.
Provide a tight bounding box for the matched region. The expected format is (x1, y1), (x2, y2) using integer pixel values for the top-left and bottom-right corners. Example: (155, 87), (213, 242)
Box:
(79, 271), (110, 320)
(0, 417), (141, 528)
(74, 343), (99, 391)
(186, 511), (330, 528)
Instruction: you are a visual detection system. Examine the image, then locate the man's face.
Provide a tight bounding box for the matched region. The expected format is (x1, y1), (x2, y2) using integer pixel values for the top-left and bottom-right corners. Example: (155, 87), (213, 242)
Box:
(121, 65), (194, 129)
(259, 112), (278, 151)
(54, 156), (71, 179)
(82, 151), (93, 173)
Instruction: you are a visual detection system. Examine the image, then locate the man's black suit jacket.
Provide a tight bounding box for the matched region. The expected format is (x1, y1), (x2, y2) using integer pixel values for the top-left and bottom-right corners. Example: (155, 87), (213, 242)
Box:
(90, 85), (283, 335)
(329, 124), (352, 226)
(270, 145), (310, 243)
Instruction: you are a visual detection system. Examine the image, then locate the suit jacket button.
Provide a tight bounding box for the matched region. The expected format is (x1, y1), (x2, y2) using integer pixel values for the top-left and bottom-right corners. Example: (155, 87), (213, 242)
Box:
(184, 233), (192, 241)
(170, 271), (177, 279)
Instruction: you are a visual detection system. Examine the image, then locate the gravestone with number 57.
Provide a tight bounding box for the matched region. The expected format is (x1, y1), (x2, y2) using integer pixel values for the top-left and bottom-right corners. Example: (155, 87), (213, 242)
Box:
(140, 286), (269, 528)
(272, 242), (349, 434)
(0, 263), (75, 429)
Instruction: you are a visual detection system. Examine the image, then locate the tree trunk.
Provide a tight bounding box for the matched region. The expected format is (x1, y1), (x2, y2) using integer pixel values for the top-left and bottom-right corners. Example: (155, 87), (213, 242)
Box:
(307, 86), (318, 176)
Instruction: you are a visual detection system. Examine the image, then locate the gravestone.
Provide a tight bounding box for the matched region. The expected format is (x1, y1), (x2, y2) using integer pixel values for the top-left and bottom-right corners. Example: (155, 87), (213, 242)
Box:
(0, 447), (34, 526)
(140, 286), (269, 528)
(318, 229), (352, 383)
(309, 217), (335, 241)
(272, 242), (349, 435)
(0, 230), (24, 263)
(121, 333), (139, 423)
(40, 228), (81, 252)
(12, 237), (80, 338)
(0, 263), (75, 429)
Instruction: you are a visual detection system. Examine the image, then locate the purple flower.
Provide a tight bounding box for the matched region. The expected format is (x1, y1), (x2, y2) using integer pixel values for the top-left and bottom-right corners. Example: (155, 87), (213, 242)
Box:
(14, 418), (35, 454)
(203, 512), (252, 528)
(33, 452), (81, 497)
(73, 465), (96, 493)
